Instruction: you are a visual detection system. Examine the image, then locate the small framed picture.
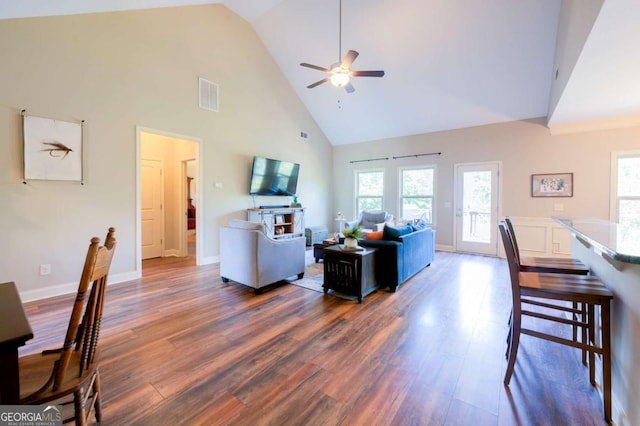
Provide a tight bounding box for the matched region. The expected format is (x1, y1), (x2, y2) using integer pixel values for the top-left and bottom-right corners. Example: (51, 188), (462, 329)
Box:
(275, 215), (284, 224)
(531, 173), (573, 197)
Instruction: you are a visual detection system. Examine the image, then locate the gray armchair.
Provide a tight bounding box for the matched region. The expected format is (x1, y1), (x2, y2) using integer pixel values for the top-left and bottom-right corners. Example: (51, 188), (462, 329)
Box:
(345, 210), (394, 232)
(220, 220), (305, 294)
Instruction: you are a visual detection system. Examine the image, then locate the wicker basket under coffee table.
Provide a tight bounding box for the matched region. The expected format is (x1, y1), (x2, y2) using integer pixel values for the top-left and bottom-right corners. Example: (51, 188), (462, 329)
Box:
(323, 245), (378, 303)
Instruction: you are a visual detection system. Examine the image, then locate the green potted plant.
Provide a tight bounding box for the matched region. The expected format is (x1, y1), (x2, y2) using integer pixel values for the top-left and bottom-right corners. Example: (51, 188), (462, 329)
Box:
(342, 225), (363, 249)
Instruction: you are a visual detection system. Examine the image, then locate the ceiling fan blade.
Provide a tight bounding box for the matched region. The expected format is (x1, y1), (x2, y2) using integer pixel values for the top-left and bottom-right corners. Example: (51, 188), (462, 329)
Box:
(341, 50), (359, 68)
(344, 82), (355, 94)
(351, 70), (385, 77)
(307, 77), (330, 89)
(300, 63), (330, 73)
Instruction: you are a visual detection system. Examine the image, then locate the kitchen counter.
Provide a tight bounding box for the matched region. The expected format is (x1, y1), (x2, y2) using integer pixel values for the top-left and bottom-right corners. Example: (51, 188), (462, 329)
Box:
(553, 216), (640, 264)
(554, 216), (640, 424)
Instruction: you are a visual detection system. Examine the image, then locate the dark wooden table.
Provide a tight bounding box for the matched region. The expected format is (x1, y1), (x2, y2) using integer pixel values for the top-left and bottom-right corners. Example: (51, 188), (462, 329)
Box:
(323, 245), (378, 303)
(0, 281), (33, 404)
(313, 240), (339, 262)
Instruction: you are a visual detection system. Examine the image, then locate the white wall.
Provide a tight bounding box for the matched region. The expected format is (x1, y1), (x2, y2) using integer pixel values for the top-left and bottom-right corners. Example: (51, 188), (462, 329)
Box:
(547, 0), (604, 119)
(0, 5), (333, 300)
(333, 117), (640, 250)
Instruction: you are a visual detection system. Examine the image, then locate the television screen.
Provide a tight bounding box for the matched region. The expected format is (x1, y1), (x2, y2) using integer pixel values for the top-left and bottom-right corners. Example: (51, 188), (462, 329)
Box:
(249, 156), (300, 196)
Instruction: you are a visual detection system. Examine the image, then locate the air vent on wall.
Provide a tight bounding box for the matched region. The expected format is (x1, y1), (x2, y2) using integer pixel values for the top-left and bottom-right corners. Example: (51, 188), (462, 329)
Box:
(199, 77), (219, 112)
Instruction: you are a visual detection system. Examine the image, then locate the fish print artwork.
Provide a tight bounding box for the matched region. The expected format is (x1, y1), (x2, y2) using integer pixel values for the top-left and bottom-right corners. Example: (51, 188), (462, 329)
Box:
(41, 140), (74, 158)
(23, 114), (82, 181)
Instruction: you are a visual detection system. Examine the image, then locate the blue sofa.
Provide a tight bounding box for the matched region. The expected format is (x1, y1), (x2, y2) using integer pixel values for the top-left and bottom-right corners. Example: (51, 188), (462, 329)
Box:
(358, 225), (435, 292)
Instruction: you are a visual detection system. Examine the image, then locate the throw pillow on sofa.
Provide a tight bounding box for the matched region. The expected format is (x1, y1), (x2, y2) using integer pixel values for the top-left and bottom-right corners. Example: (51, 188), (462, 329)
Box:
(411, 219), (428, 232)
(382, 223), (413, 240)
(364, 230), (383, 240)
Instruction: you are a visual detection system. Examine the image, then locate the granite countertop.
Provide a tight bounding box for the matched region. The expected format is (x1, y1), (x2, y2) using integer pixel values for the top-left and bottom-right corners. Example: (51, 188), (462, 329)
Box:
(553, 217), (640, 264)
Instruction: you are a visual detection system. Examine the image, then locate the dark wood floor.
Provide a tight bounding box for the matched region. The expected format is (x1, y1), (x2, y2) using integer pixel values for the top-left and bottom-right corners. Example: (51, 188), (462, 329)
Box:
(21, 251), (608, 425)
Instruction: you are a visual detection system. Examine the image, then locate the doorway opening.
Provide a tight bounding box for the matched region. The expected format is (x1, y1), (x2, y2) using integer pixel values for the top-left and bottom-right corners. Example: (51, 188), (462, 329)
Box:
(136, 127), (203, 276)
(185, 159), (198, 258)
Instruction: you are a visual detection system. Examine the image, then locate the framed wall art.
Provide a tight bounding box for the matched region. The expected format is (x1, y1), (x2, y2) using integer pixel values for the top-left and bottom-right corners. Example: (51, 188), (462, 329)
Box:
(531, 173), (573, 197)
(22, 111), (84, 183)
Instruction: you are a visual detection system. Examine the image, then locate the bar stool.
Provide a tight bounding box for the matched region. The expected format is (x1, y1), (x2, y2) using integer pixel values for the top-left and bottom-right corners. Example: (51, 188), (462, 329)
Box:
(499, 222), (613, 422)
(504, 216), (591, 362)
(504, 217), (589, 274)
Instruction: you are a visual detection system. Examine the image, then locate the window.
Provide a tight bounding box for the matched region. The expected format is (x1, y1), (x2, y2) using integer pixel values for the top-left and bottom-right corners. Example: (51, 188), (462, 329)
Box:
(400, 166), (435, 224)
(355, 170), (384, 214)
(612, 152), (640, 253)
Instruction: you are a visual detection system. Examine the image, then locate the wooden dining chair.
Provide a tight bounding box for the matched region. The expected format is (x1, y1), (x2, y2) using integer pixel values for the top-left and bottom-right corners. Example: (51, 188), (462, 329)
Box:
(499, 222), (613, 422)
(19, 228), (116, 426)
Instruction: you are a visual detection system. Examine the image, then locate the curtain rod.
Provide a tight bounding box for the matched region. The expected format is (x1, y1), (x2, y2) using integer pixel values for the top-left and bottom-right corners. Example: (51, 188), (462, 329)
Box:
(392, 152), (441, 159)
(349, 152), (442, 164)
(349, 157), (389, 164)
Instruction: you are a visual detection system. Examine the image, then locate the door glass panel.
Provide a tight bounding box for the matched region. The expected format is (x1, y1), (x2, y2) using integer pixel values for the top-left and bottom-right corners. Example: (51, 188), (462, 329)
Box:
(462, 171), (492, 243)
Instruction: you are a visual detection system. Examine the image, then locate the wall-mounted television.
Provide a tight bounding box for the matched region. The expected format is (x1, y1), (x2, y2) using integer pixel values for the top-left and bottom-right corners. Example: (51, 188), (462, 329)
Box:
(249, 156), (300, 196)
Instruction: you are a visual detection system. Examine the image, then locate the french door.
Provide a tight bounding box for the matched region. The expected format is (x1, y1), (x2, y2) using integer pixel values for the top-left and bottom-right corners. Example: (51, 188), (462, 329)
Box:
(455, 162), (501, 255)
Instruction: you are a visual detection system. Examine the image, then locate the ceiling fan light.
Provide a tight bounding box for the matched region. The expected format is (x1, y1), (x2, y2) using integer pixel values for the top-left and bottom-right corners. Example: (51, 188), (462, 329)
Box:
(330, 72), (350, 87)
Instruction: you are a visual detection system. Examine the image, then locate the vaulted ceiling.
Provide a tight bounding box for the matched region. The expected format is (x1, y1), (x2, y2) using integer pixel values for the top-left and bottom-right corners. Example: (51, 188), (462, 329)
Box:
(2, 0), (639, 145)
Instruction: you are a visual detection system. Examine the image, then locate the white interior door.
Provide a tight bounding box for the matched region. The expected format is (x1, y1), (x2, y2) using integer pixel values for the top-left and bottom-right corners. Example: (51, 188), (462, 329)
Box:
(455, 162), (500, 255)
(141, 158), (163, 259)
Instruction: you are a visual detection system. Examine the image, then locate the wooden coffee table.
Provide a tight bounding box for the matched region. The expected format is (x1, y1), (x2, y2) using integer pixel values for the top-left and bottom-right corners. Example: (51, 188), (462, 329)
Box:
(323, 245), (378, 303)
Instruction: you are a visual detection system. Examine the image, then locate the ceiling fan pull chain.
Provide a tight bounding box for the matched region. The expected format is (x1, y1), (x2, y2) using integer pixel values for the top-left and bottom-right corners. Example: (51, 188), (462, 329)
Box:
(338, 0), (342, 62)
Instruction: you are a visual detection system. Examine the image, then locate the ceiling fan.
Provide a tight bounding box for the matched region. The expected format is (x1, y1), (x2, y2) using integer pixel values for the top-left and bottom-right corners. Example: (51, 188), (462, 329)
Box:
(300, 0), (385, 94)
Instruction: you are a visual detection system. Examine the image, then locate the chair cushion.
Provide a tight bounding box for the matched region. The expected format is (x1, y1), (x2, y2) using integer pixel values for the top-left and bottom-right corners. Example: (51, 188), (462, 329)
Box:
(383, 223), (413, 240)
(364, 230), (383, 240)
(361, 211), (387, 230)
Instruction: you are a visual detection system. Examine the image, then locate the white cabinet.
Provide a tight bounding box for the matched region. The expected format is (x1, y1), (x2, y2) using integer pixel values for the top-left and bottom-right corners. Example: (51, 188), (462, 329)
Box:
(247, 208), (305, 240)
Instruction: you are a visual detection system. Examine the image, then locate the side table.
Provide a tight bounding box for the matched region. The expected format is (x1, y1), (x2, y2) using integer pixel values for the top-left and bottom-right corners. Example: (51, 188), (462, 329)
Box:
(0, 281), (34, 404)
(313, 239), (339, 262)
(323, 245), (378, 303)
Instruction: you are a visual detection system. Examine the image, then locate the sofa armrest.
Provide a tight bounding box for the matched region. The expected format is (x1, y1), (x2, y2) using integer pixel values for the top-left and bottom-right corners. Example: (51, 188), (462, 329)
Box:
(398, 227), (435, 268)
(358, 239), (403, 289)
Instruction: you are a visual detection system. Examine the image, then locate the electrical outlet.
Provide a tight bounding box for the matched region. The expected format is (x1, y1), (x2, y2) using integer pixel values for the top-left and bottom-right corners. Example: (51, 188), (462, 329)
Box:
(40, 264), (51, 275)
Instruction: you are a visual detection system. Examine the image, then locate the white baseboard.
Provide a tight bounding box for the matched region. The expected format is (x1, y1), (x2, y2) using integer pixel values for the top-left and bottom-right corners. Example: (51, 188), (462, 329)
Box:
(201, 255), (218, 265)
(109, 270), (141, 284)
(20, 281), (79, 303)
(436, 244), (455, 252)
(20, 269), (140, 303)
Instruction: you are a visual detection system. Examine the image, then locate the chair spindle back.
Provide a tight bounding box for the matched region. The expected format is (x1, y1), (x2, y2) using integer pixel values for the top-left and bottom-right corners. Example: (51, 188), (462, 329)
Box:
(53, 227), (116, 391)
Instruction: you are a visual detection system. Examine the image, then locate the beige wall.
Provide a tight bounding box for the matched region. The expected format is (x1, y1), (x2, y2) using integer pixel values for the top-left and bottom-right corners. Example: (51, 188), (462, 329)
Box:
(0, 5), (333, 300)
(333, 117), (640, 249)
